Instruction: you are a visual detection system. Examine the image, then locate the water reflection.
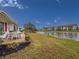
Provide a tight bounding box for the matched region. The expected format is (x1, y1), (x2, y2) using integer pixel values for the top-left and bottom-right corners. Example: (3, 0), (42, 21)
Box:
(45, 32), (79, 41)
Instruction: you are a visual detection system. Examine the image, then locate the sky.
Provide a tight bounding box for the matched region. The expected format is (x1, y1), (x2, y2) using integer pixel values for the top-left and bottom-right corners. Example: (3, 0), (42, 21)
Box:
(0, 0), (79, 28)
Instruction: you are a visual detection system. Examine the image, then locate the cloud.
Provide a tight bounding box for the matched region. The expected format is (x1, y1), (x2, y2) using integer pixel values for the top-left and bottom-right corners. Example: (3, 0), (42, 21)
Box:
(0, 0), (26, 9)
(56, 0), (62, 6)
(47, 22), (51, 25)
(56, 0), (61, 3)
(57, 17), (61, 20)
(54, 19), (57, 23)
(35, 21), (40, 24)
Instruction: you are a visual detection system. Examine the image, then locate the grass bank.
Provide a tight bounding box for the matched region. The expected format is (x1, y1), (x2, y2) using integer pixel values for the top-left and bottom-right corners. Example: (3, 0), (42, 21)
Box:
(0, 33), (79, 59)
(52, 37), (79, 53)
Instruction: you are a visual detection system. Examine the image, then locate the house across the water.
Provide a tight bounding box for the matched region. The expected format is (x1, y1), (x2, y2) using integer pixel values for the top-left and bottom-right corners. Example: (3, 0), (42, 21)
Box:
(0, 11), (18, 33)
(44, 24), (79, 31)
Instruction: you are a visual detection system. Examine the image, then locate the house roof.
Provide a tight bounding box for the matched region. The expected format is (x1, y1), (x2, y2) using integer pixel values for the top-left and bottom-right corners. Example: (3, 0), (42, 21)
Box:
(45, 24), (78, 29)
(0, 10), (18, 26)
(63, 24), (78, 27)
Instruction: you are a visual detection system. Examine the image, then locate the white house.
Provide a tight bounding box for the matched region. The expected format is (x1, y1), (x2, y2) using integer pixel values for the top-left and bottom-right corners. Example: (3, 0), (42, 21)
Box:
(0, 11), (18, 33)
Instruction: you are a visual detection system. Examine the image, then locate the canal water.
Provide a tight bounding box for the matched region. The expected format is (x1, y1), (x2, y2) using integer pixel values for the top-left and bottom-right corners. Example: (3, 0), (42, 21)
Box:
(44, 32), (79, 41)
(37, 32), (79, 41)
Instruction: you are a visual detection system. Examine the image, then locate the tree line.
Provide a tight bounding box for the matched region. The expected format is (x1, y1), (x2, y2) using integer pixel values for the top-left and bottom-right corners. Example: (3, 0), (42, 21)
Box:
(24, 22), (37, 33)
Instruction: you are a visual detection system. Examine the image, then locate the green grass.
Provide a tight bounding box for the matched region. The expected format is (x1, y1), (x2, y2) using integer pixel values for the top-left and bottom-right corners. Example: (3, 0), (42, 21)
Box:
(0, 33), (79, 59)
(53, 38), (79, 53)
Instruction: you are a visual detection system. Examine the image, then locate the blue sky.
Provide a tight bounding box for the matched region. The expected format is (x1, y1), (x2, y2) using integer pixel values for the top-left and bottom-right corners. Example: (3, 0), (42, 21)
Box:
(0, 0), (79, 28)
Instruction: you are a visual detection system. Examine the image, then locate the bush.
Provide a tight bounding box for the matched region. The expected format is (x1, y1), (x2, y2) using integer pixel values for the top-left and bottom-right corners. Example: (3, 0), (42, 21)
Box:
(0, 38), (3, 43)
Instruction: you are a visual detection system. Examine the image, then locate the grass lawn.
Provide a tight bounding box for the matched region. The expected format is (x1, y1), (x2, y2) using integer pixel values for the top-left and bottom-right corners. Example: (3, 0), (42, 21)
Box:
(53, 37), (79, 53)
(0, 33), (79, 59)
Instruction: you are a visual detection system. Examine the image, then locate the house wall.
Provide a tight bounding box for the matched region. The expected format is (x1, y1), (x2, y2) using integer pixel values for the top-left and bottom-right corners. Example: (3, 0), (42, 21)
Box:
(3, 23), (9, 32)
(73, 26), (77, 30)
(14, 25), (18, 31)
(4, 23), (8, 32)
(3, 23), (18, 32)
(9, 24), (14, 32)
(45, 24), (79, 31)
(9, 24), (18, 32)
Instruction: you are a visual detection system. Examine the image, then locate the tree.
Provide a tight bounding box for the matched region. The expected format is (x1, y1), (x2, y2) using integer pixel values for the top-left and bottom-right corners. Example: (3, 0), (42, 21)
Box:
(24, 22), (37, 33)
